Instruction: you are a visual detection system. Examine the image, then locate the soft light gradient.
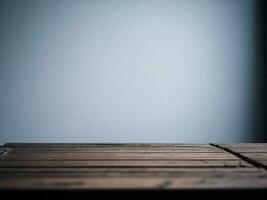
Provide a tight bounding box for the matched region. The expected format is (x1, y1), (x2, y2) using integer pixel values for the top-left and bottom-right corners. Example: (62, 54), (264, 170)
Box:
(0, 0), (265, 143)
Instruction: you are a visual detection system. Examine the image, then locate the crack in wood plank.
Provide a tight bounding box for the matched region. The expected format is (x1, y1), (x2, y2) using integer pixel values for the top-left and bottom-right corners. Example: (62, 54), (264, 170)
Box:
(0, 149), (9, 156)
(210, 143), (267, 170)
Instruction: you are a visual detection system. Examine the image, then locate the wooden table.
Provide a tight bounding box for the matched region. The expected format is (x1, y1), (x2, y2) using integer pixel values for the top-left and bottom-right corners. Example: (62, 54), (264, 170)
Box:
(0, 143), (267, 192)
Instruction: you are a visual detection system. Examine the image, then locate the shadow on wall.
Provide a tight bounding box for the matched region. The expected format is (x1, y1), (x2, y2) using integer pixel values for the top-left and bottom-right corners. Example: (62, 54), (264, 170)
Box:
(251, 0), (266, 142)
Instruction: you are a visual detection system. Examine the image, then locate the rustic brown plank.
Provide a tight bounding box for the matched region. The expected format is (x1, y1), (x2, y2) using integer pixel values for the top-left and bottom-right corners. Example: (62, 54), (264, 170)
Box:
(221, 144), (267, 153)
(0, 152), (238, 161)
(239, 153), (267, 161)
(0, 159), (251, 168)
(215, 144), (267, 169)
(0, 166), (265, 189)
(3, 144), (224, 155)
(1, 173), (267, 189)
(3, 143), (212, 148)
(5, 146), (221, 153)
(0, 167), (260, 178)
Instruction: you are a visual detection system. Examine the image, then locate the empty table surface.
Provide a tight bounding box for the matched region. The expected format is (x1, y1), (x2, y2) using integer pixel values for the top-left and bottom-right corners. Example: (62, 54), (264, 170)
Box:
(0, 143), (267, 190)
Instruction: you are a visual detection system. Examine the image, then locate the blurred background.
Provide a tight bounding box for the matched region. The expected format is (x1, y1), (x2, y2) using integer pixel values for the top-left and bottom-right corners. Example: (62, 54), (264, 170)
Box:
(0, 0), (266, 143)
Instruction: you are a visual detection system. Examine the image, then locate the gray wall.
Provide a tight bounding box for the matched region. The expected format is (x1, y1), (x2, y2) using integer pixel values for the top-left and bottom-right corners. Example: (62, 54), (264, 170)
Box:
(0, 0), (265, 143)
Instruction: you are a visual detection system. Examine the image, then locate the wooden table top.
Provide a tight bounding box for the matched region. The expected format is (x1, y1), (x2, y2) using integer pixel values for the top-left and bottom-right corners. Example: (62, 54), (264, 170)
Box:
(0, 143), (267, 190)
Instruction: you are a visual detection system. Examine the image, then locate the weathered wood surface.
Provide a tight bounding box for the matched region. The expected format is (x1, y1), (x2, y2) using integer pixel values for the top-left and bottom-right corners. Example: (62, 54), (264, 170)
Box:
(212, 143), (267, 169)
(0, 143), (266, 189)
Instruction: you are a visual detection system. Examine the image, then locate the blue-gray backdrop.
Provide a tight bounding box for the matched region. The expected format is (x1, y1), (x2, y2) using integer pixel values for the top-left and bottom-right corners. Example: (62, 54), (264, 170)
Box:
(0, 0), (265, 143)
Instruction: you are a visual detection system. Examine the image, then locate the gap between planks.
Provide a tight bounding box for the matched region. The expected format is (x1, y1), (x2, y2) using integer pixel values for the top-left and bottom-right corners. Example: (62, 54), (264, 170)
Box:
(210, 143), (267, 171)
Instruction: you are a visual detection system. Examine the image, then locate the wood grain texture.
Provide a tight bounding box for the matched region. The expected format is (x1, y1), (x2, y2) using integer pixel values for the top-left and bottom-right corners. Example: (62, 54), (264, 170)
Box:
(0, 152), (238, 160)
(0, 143), (266, 189)
(213, 144), (267, 170)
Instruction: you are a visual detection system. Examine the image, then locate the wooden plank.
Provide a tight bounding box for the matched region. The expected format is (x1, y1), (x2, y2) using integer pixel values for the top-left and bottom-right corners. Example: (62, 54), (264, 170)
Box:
(0, 159), (251, 168)
(3, 144), (224, 155)
(0, 165), (265, 189)
(3, 143), (211, 148)
(0, 152), (238, 161)
(0, 144), (252, 168)
(0, 167), (261, 178)
(216, 144), (267, 169)
(5, 146), (222, 153)
(1, 173), (267, 189)
(239, 153), (267, 161)
(221, 144), (267, 153)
